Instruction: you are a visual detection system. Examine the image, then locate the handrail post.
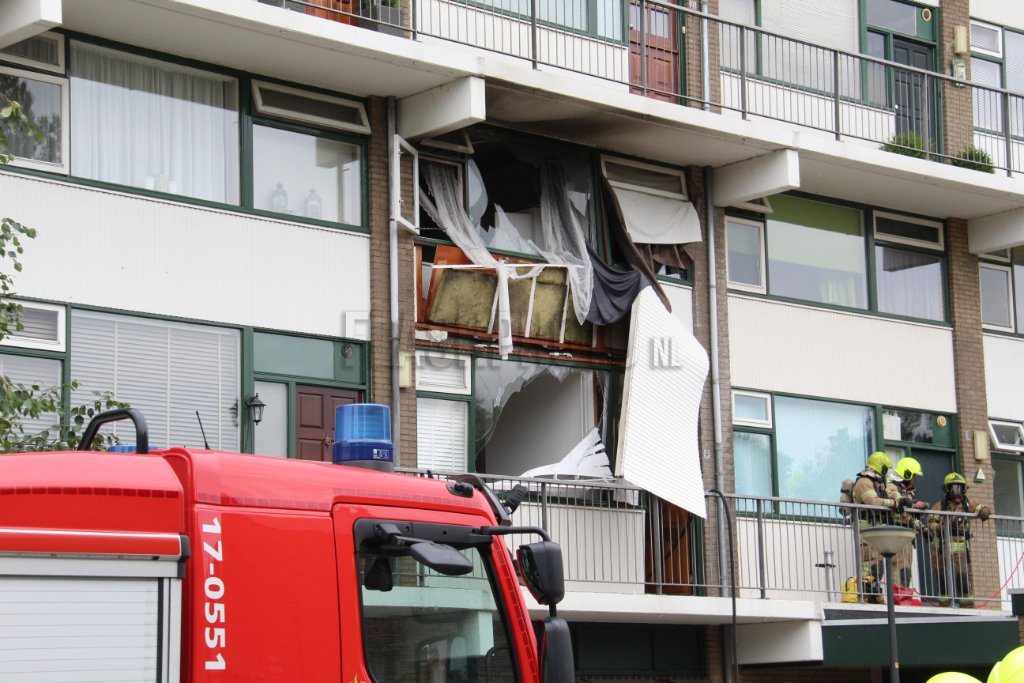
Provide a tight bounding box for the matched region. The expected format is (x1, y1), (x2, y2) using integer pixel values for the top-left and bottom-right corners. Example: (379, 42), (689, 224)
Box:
(942, 516), (956, 604)
(1004, 90), (1014, 176)
(640, 0), (648, 95)
(833, 49), (842, 140)
(922, 71), (932, 158)
(739, 25), (748, 119)
(530, 0), (538, 69)
(651, 494), (665, 593)
(540, 481), (549, 531)
(755, 498), (767, 598)
(853, 508), (864, 600)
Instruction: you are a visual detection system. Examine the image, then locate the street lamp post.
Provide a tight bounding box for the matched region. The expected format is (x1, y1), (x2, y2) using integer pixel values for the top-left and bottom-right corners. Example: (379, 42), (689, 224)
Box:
(861, 525), (917, 683)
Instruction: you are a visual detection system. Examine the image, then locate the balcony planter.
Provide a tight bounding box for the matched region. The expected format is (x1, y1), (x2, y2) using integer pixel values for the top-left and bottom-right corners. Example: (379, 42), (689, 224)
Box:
(359, 0), (403, 36)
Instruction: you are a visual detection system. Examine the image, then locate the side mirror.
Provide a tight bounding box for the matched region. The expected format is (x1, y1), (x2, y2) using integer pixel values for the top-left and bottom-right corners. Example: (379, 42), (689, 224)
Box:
(537, 616), (574, 683)
(517, 541), (565, 605)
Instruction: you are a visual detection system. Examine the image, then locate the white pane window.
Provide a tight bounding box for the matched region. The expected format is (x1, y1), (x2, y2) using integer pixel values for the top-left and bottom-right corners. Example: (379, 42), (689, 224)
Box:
(733, 391), (771, 427)
(601, 156), (701, 245)
(972, 57), (1003, 132)
(874, 212), (943, 249)
(416, 351), (471, 394)
(766, 195), (867, 309)
(775, 396), (874, 503)
(252, 80), (370, 135)
(0, 353), (61, 437)
(0, 31), (65, 73)
(865, 0), (916, 35)
(69, 42), (240, 203)
(70, 310), (240, 450)
(981, 263), (1014, 330)
(726, 217), (765, 293)
(0, 66), (67, 172)
(990, 420), (1024, 453)
(416, 397), (468, 472)
(734, 431), (773, 506)
(253, 381), (288, 457)
(993, 457), (1023, 518)
(0, 301), (65, 351)
(971, 20), (1003, 58)
(252, 124), (362, 225)
(874, 245), (945, 321)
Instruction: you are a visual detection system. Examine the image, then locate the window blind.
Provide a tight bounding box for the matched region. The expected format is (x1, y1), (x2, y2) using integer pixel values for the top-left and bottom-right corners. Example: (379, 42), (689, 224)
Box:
(0, 353), (61, 436)
(70, 310), (240, 450)
(416, 398), (468, 473)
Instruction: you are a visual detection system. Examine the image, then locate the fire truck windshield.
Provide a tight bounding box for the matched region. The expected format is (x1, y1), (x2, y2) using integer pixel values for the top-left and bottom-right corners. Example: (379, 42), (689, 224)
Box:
(358, 544), (518, 683)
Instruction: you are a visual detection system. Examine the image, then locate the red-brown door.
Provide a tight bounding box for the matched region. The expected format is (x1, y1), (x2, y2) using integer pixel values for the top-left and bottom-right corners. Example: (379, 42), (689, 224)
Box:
(629, 0), (681, 102)
(296, 385), (361, 461)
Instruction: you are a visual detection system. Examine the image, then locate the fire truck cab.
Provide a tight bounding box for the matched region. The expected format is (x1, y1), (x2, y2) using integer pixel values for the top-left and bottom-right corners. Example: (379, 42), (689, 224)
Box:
(0, 409), (572, 682)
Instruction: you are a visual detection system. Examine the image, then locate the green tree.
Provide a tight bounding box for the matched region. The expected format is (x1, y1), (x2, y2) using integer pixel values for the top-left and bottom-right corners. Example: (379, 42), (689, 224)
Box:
(0, 94), (125, 452)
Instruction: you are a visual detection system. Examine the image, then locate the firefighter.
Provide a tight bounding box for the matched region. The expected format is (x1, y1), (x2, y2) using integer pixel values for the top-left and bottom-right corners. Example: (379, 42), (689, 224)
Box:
(987, 645), (1024, 683)
(928, 472), (992, 607)
(888, 456), (928, 587)
(851, 451), (904, 601)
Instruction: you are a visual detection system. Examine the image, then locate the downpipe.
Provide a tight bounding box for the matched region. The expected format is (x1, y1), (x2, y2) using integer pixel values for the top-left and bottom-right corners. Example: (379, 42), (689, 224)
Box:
(705, 166), (734, 682)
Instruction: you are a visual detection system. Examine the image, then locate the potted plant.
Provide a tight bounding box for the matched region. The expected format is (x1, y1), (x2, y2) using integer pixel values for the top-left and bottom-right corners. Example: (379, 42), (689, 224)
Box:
(359, 0), (403, 36)
(879, 131), (933, 159)
(951, 144), (996, 173)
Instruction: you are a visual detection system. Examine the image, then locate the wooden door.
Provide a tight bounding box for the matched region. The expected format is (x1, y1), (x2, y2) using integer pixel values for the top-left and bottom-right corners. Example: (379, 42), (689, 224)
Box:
(629, 0), (681, 102)
(296, 385), (361, 461)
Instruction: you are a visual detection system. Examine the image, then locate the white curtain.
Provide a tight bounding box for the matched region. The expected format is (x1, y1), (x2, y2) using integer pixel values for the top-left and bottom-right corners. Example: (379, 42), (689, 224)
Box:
(538, 163), (592, 324)
(70, 42), (239, 203)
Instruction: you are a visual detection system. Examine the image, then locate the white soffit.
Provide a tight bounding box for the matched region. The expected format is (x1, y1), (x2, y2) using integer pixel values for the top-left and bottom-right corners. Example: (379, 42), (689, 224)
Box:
(737, 620), (823, 665)
(0, 0), (60, 49)
(968, 208), (1024, 253)
(713, 149), (800, 208)
(616, 288), (709, 518)
(397, 76), (486, 141)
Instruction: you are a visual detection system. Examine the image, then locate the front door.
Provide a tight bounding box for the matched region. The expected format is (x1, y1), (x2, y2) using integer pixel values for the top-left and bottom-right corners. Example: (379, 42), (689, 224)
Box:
(892, 38), (936, 149)
(629, 0), (681, 102)
(296, 385), (360, 461)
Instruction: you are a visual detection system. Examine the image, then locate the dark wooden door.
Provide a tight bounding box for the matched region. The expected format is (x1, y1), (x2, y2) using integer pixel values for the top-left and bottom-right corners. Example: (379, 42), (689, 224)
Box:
(629, 0), (681, 102)
(296, 385), (360, 461)
(892, 39), (936, 147)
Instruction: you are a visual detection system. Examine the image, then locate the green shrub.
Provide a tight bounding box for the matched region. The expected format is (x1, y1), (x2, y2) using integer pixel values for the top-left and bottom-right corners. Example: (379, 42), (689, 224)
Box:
(951, 144), (996, 173)
(880, 132), (932, 159)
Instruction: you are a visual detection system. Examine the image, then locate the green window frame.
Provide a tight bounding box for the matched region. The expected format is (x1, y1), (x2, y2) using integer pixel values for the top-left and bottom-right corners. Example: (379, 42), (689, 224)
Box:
(0, 32), (370, 233)
(980, 247), (1024, 335)
(725, 193), (949, 324)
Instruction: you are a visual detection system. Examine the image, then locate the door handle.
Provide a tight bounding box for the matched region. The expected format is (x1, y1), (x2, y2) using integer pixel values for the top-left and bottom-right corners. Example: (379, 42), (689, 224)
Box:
(324, 436), (334, 447)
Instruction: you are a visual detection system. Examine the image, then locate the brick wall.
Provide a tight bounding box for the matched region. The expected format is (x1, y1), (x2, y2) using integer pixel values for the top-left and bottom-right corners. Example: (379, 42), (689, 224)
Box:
(946, 217), (999, 607)
(939, 0), (973, 159)
(366, 97), (418, 467)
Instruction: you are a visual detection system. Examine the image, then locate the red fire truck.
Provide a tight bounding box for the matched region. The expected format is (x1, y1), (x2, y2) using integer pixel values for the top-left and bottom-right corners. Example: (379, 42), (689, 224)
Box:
(0, 409), (573, 682)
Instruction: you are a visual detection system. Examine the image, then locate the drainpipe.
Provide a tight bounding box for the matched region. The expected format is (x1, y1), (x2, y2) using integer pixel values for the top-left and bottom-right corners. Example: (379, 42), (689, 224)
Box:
(387, 97), (401, 458)
(705, 166), (733, 682)
(700, 0), (711, 111)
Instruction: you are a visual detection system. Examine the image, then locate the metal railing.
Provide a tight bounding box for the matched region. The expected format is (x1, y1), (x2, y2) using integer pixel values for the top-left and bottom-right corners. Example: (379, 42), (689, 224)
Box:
(398, 468), (1021, 610)
(260, 0), (1024, 176)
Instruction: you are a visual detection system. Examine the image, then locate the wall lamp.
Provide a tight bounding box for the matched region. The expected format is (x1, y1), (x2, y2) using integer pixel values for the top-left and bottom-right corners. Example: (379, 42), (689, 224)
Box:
(245, 394), (266, 426)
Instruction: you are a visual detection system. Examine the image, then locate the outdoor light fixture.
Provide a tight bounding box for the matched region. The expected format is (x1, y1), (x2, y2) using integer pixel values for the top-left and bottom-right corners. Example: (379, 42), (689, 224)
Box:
(245, 394), (266, 426)
(861, 525), (916, 683)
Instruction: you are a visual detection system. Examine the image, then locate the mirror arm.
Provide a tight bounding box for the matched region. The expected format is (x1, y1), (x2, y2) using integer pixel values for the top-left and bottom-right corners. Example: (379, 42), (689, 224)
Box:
(474, 525), (551, 542)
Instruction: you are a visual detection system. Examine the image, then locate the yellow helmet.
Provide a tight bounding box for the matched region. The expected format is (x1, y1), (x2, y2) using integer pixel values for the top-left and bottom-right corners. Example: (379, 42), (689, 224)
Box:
(988, 646), (1024, 683)
(894, 457), (923, 482)
(927, 673), (982, 683)
(867, 451), (893, 476)
(945, 472), (968, 488)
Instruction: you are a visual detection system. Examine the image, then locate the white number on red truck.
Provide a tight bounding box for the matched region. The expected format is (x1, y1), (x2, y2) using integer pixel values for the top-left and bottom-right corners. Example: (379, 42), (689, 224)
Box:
(201, 516), (226, 671)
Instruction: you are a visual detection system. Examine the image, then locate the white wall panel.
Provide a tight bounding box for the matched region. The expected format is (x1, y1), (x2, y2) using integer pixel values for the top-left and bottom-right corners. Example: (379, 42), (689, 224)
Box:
(972, 0), (1024, 32)
(729, 295), (956, 412)
(2, 173), (371, 340)
(985, 334), (1024, 420)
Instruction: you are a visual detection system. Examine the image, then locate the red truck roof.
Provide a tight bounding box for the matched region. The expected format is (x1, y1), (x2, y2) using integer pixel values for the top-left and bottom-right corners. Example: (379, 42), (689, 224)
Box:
(0, 448), (497, 535)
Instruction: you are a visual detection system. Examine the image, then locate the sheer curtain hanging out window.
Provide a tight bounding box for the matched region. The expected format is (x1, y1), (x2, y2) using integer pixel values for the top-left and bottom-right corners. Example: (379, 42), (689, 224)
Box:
(70, 42), (239, 203)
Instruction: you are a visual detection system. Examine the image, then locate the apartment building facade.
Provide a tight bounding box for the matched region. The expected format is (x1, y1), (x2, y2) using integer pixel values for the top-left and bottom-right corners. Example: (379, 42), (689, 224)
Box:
(4, 0), (1024, 680)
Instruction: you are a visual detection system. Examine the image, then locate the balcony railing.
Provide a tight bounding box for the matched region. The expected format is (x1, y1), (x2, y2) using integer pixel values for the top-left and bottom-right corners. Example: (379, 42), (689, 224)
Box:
(259, 0), (1024, 176)
(399, 468), (1019, 611)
